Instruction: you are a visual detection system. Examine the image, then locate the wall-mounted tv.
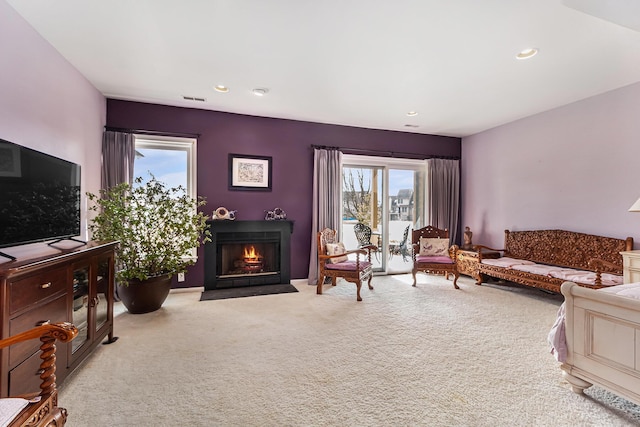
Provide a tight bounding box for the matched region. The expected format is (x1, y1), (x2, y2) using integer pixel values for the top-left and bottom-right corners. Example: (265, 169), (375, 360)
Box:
(0, 138), (81, 252)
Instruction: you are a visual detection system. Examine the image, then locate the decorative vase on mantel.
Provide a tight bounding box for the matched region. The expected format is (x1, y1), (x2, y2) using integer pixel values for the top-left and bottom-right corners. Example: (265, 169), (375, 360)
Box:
(116, 274), (173, 314)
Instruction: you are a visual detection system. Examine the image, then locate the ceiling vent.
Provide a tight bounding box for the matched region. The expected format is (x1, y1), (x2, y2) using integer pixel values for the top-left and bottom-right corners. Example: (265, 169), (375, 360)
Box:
(182, 96), (206, 102)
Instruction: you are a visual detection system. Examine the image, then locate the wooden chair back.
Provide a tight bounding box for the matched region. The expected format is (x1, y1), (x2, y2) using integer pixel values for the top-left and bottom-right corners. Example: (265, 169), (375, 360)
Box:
(411, 225), (459, 289)
(412, 225), (449, 245)
(317, 228), (338, 256)
(353, 223), (373, 246)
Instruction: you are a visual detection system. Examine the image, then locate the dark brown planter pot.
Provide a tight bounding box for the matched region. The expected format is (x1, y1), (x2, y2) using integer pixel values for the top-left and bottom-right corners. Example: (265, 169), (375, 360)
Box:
(117, 274), (173, 314)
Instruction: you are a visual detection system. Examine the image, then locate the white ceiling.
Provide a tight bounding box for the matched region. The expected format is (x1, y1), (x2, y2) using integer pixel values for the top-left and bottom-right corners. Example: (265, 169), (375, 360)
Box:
(7, 0), (640, 137)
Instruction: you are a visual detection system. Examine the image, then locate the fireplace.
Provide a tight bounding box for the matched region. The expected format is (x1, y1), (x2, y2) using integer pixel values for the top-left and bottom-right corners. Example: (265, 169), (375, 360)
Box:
(204, 220), (293, 290)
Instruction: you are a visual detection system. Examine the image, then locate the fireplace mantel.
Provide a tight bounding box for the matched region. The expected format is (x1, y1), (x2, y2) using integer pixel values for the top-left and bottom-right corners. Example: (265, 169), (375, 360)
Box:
(204, 220), (293, 290)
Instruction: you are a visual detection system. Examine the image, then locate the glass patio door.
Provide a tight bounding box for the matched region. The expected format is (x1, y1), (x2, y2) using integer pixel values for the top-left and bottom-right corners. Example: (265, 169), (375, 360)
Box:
(387, 168), (425, 274)
(342, 165), (384, 271)
(342, 156), (426, 274)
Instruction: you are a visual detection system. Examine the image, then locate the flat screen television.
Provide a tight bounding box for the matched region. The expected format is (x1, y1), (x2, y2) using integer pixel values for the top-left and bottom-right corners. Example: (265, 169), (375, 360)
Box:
(0, 138), (81, 251)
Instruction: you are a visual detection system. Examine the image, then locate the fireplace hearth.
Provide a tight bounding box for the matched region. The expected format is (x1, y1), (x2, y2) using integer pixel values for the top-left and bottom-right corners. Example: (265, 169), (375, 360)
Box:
(204, 220), (293, 290)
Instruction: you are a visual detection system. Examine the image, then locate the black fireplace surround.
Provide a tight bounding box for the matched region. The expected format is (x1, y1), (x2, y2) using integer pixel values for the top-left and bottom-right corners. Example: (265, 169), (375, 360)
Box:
(204, 220), (293, 290)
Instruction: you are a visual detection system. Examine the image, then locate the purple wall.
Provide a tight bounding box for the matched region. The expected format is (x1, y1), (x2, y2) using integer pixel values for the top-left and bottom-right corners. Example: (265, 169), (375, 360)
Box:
(462, 81), (640, 250)
(107, 100), (461, 286)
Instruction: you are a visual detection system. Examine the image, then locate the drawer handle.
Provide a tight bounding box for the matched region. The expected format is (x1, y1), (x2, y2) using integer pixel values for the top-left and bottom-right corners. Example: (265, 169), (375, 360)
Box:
(40, 282), (52, 289)
(35, 320), (50, 326)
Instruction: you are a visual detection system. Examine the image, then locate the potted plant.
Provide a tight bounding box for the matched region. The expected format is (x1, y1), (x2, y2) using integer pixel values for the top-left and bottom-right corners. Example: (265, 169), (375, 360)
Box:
(87, 176), (211, 314)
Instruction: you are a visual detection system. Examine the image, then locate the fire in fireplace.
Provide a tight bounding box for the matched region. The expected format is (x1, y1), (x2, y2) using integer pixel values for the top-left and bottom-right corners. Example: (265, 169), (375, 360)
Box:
(221, 242), (276, 276)
(240, 245), (263, 273)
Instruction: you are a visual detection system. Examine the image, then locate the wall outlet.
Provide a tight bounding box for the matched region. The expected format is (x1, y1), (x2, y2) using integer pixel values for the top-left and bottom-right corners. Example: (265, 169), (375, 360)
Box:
(177, 272), (185, 282)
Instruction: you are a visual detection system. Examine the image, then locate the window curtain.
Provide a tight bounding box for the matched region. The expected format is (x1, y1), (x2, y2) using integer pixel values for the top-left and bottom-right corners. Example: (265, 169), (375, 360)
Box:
(427, 158), (460, 243)
(307, 148), (342, 285)
(101, 130), (135, 191)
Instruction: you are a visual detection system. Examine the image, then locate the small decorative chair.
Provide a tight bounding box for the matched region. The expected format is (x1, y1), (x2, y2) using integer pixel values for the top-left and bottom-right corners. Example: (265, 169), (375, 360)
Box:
(353, 223), (381, 261)
(411, 225), (460, 289)
(317, 228), (374, 301)
(390, 225), (411, 262)
(0, 322), (78, 427)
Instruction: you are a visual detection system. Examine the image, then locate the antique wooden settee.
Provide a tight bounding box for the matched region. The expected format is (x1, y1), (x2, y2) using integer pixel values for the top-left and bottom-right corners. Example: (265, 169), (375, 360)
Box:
(0, 322), (78, 427)
(555, 281), (640, 405)
(476, 229), (633, 293)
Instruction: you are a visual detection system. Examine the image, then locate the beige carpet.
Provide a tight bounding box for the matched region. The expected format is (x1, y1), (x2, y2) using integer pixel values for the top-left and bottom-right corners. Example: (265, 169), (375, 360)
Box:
(59, 274), (640, 426)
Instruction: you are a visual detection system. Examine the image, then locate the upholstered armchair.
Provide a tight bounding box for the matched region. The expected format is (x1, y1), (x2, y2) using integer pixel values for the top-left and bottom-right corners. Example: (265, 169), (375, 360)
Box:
(317, 228), (374, 301)
(0, 322), (78, 427)
(411, 225), (460, 289)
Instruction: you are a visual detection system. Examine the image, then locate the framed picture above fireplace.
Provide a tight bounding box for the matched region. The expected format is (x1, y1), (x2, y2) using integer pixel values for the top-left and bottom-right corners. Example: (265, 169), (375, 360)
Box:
(229, 154), (272, 191)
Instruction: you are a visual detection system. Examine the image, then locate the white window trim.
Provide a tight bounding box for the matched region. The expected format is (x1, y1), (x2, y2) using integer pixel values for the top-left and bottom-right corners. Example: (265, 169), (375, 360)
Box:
(134, 135), (197, 199)
(134, 135), (198, 261)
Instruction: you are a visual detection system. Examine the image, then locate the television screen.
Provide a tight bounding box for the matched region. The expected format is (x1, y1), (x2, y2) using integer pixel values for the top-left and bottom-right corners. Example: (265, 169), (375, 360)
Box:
(0, 138), (81, 248)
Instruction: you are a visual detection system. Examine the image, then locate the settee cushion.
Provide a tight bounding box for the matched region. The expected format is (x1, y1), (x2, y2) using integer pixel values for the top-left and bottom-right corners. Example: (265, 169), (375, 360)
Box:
(481, 257), (535, 268)
(549, 270), (622, 287)
(419, 238), (449, 256)
(493, 261), (623, 287)
(511, 264), (565, 275)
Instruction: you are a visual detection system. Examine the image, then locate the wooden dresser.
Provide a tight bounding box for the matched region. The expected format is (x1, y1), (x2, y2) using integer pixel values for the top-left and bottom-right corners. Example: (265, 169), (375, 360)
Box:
(0, 241), (117, 397)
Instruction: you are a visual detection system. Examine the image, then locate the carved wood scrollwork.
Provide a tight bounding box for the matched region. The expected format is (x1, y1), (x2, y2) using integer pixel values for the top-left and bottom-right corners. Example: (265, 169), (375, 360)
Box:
(477, 230), (633, 293)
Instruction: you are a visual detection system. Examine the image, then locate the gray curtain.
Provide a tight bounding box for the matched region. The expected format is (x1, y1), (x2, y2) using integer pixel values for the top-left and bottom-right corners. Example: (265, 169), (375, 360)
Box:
(427, 158), (460, 243)
(308, 148), (342, 285)
(101, 130), (136, 191)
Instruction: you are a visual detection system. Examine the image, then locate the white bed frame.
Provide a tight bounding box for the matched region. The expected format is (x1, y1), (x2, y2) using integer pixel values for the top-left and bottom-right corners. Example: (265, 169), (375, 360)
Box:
(561, 281), (640, 405)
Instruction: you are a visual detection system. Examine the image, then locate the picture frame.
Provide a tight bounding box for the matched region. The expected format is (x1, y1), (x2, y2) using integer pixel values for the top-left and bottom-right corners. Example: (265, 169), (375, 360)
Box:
(228, 154), (272, 191)
(0, 142), (21, 177)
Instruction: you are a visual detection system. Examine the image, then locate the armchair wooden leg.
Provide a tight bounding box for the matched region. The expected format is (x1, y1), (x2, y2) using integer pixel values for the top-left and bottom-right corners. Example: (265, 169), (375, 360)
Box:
(452, 272), (460, 289)
(412, 270), (417, 287)
(356, 281), (362, 302)
(317, 275), (325, 295)
(367, 276), (373, 290)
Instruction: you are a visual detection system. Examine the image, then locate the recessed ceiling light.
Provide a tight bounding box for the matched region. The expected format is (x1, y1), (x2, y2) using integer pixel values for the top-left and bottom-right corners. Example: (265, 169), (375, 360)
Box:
(406, 111), (418, 117)
(404, 124), (419, 128)
(516, 48), (538, 60)
(214, 85), (229, 93)
(252, 88), (269, 96)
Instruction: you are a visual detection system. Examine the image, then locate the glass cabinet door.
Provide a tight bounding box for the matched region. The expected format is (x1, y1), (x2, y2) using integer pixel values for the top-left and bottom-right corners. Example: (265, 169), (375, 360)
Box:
(94, 255), (111, 333)
(71, 265), (90, 353)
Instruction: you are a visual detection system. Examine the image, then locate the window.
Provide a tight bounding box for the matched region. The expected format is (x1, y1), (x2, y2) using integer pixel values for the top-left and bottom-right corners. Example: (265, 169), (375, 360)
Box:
(133, 135), (196, 199)
(133, 135), (198, 261)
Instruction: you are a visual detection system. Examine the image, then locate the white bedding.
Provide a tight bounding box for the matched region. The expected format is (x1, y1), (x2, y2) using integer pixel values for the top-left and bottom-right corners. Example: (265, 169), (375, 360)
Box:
(482, 257), (623, 287)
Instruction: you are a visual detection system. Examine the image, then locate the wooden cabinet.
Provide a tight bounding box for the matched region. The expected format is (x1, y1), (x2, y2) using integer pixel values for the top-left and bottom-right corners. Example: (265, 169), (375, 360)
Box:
(0, 241), (117, 397)
(621, 250), (640, 284)
(457, 248), (500, 283)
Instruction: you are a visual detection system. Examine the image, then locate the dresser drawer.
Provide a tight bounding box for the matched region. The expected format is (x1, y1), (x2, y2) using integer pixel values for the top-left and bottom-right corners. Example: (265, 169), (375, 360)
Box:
(9, 267), (68, 314)
(625, 256), (640, 269)
(8, 296), (67, 368)
(8, 348), (43, 397)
